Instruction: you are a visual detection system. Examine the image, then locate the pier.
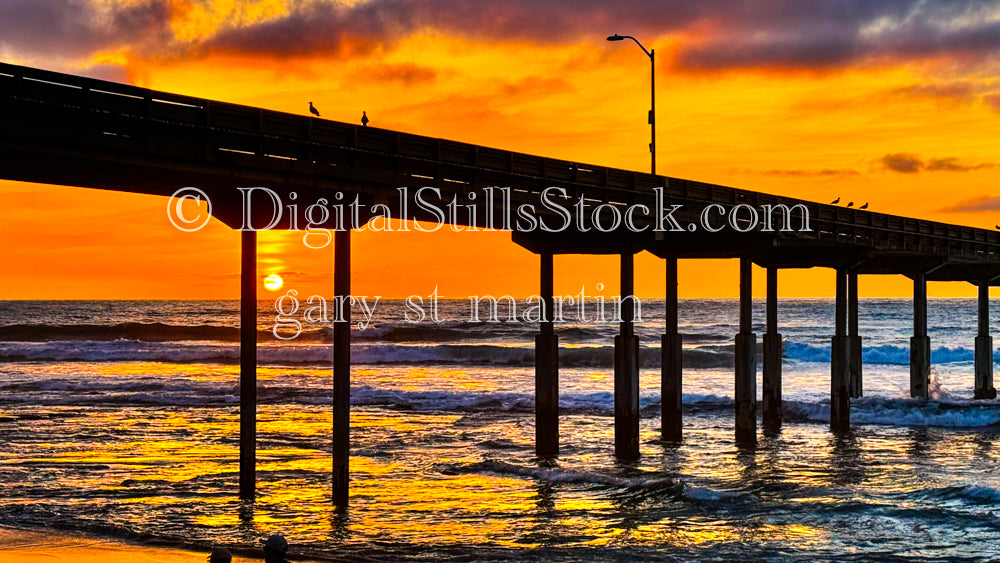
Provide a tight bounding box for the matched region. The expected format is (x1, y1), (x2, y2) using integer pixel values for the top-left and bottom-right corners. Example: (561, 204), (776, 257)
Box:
(2, 62), (998, 506)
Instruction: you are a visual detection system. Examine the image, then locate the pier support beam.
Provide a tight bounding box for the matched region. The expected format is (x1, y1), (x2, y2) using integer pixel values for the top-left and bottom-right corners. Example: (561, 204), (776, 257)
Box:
(661, 257), (682, 443)
(831, 268), (851, 432)
(535, 253), (559, 457)
(762, 266), (782, 431)
(910, 273), (930, 399)
(614, 252), (640, 460)
(239, 229), (257, 501)
(975, 281), (996, 400)
(333, 228), (351, 507)
(848, 272), (863, 398)
(735, 258), (757, 448)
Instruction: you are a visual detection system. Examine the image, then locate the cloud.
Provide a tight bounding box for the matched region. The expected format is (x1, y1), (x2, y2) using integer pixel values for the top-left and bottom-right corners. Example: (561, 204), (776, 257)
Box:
(4, 0), (1000, 75)
(363, 63), (438, 86)
(677, 1), (1000, 70)
(925, 157), (996, 172)
(0, 0), (172, 59)
(277, 270), (331, 283)
(877, 153), (997, 173)
(887, 81), (977, 103)
(880, 153), (924, 173)
(728, 167), (860, 177)
(204, 1), (1000, 72)
(941, 195), (1000, 212)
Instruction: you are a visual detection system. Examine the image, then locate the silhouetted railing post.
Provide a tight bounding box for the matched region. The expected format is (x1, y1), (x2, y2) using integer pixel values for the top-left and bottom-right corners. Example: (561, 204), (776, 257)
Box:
(661, 257), (682, 443)
(975, 281), (996, 399)
(734, 258), (757, 447)
(333, 228), (351, 507)
(239, 229), (257, 501)
(535, 252), (559, 457)
(762, 266), (782, 431)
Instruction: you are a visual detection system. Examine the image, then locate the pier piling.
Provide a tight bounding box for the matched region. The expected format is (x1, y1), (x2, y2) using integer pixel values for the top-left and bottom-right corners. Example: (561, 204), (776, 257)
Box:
(831, 268), (851, 432)
(975, 281), (996, 399)
(734, 258), (757, 448)
(848, 272), (863, 398)
(536, 252), (560, 457)
(333, 228), (351, 507)
(910, 273), (930, 399)
(661, 257), (682, 443)
(614, 252), (640, 460)
(762, 266), (782, 431)
(239, 230), (257, 501)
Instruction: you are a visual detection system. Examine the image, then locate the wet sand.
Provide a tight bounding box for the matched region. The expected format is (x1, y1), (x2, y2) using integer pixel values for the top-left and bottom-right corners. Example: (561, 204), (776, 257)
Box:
(0, 526), (252, 562)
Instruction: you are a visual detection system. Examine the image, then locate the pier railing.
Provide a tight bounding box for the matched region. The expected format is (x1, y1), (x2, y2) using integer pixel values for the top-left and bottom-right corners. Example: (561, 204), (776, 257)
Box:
(1, 61), (999, 264)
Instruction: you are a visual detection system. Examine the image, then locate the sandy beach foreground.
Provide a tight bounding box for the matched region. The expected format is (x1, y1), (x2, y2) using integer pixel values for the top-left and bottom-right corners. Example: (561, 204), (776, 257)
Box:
(0, 526), (293, 563)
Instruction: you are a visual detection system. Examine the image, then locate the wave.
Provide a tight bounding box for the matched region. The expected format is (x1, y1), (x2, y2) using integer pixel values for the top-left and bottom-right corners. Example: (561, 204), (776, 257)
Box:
(3, 325), (999, 372)
(913, 484), (1000, 504)
(786, 397), (1000, 427)
(2, 374), (998, 429)
(0, 380), (724, 411)
(783, 342), (1000, 365)
(0, 323), (242, 342)
(0, 321), (679, 346)
(0, 322), (481, 344)
(0, 341), (736, 369)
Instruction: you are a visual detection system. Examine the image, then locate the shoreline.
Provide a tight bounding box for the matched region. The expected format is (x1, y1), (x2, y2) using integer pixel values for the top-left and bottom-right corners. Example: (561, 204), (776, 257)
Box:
(0, 525), (328, 563)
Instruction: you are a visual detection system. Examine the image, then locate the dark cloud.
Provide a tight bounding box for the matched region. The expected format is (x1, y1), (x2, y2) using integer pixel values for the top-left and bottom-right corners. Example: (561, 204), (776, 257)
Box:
(878, 153), (996, 173)
(201, 0), (1000, 72)
(925, 157), (996, 172)
(3, 0), (1000, 74)
(277, 270), (331, 283)
(0, 0), (172, 59)
(880, 153), (924, 173)
(941, 195), (1000, 212)
(678, 2), (1000, 70)
(888, 82), (977, 103)
(728, 167), (860, 177)
(359, 63), (438, 86)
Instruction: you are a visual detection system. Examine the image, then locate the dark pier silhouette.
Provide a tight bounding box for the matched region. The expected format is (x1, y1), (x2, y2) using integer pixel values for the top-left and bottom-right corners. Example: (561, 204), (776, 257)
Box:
(2, 62), (999, 506)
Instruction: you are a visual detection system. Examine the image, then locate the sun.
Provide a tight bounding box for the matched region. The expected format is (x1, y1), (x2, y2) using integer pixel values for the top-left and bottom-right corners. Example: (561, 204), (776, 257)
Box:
(263, 274), (283, 291)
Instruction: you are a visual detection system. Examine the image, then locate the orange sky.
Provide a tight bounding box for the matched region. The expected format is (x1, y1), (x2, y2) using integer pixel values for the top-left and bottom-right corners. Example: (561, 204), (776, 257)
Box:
(2, 1), (999, 299)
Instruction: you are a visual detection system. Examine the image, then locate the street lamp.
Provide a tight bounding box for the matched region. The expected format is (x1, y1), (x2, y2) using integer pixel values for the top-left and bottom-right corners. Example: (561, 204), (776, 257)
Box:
(607, 34), (655, 175)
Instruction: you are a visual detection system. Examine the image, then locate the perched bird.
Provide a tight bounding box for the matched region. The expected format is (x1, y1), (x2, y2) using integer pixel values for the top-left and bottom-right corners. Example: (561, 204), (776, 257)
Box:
(361, 111), (369, 127)
(859, 202), (869, 210)
(309, 102), (320, 117)
(831, 197), (840, 204)
(846, 201), (854, 208)
(995, 225), (1000, 230)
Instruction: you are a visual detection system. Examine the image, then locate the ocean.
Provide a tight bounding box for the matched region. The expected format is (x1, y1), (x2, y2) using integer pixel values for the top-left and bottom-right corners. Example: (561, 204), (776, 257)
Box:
(1, 298), (999, 561)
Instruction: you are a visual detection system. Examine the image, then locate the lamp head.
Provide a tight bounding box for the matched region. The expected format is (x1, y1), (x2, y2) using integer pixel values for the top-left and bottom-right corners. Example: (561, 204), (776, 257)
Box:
(606, 34), (624, 41)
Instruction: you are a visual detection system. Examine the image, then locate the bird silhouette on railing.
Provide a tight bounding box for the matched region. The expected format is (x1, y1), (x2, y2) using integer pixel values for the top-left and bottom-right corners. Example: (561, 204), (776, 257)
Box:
(362, 111), (369, 127)
(846, 201), (854, 208)
(831, 197), (840, 204)
(859, 202), (869, 210)
(309, 102), (321, 117)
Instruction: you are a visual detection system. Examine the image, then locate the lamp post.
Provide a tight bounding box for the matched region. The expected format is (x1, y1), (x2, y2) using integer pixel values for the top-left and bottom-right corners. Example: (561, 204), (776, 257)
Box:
(607, 34), (655, 175)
